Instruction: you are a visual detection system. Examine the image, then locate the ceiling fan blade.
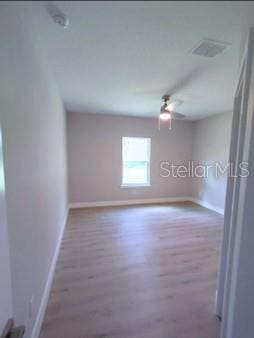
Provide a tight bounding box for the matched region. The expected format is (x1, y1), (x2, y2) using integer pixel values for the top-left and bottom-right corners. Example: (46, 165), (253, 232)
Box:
(170, 111), (185, 119)
(136, 66), (204, 98)
(165, 99), (183, 111)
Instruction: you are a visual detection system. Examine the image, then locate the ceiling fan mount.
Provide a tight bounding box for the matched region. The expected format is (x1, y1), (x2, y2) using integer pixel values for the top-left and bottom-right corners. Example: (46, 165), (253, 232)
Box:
(162, 94), (170, 103)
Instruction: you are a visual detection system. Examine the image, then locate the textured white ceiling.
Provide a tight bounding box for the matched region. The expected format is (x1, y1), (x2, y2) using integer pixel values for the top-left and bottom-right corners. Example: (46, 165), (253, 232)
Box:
(37, 1), (254, 119)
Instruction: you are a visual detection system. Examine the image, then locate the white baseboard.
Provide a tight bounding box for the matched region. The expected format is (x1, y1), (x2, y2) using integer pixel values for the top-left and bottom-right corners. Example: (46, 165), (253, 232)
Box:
(189, 197), (224, 215)
(69, 197), (224, 215)
(31, 207), (69, 338)
(69, 197), (191, 209)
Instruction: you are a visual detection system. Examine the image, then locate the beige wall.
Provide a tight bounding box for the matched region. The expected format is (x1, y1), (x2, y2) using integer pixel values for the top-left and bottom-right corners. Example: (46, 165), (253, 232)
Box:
(67, 112), (194, 204)
(191, 112), (232, 213)
(0, 5), (67, 338)
(67, 112), (232, 213)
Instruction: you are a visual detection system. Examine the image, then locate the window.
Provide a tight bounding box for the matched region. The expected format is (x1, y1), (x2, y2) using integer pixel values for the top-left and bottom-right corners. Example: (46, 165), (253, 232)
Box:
(122, 137), (151, 187)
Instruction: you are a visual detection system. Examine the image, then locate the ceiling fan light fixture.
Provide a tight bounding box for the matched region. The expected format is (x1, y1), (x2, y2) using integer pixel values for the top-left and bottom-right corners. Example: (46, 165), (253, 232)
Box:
(159, 95), (184, 130)
(160, 111), (171, 121)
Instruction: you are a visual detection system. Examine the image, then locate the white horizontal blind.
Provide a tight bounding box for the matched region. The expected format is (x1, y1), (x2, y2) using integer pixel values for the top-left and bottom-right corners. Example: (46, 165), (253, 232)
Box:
(122, 137), (151, 186)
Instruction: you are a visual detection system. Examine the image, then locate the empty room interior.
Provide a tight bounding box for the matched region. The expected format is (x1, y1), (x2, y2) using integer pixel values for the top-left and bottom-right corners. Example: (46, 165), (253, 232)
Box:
(1, 1), (254, 338)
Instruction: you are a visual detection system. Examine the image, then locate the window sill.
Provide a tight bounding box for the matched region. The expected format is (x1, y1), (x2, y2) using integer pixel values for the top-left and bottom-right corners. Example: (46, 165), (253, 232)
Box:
(121, 184), (151, 188)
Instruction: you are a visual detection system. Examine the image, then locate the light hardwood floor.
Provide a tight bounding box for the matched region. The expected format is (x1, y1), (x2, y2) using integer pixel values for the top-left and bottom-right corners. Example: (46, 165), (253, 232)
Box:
(40, 202), (222, 338)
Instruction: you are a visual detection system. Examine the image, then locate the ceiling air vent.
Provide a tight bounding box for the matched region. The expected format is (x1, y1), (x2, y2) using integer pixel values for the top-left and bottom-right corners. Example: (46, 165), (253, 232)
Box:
(191, 38), (231, 58)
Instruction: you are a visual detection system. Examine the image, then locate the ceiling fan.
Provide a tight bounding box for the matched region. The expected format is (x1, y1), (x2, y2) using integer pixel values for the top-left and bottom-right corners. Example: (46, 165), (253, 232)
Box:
(159, 95), (185, 130)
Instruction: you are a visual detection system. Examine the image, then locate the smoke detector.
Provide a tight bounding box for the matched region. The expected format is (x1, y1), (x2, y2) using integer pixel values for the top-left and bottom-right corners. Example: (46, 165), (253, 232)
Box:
(53, 13), (69, 28)
(45, 3), (69, 29)
(191, 38), (231, 58)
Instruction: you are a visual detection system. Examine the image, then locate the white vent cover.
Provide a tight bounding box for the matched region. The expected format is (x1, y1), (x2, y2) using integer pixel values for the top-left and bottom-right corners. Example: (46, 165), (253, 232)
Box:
(191, 38), (231, 58)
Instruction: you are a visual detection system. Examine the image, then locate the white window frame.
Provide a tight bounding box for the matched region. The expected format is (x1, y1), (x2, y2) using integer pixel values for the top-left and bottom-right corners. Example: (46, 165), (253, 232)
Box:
(121, 137), (151, 188)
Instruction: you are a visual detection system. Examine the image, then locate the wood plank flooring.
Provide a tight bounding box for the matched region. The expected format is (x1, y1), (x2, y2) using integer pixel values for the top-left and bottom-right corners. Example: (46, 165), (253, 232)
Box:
(40, 202), (222, 338)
